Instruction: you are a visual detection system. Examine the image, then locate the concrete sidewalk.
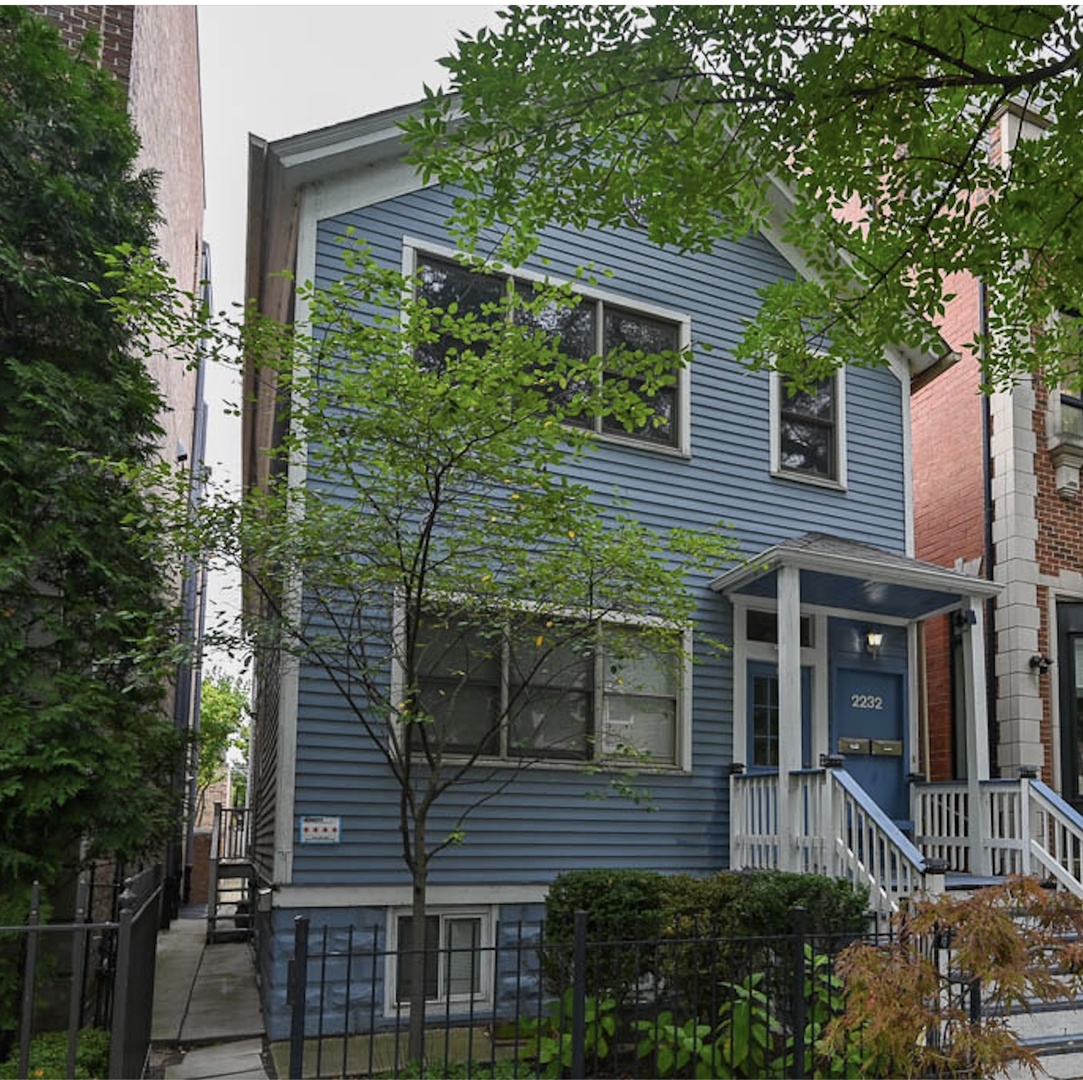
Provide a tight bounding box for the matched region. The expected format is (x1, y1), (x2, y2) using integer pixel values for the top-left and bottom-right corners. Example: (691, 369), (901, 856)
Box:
(151, 908), (270, 1079)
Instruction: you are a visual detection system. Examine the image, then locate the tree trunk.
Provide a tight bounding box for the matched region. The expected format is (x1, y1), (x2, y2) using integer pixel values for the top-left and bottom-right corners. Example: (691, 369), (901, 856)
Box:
(406, 839), (429, 1064)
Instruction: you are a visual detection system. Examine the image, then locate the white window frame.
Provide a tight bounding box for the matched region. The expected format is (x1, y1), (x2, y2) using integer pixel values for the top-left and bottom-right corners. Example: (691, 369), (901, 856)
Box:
(769, 368), (848, 490)
(391, 603), (694, 773)
(384, 905), (496, 1016)
(404, 238), (692, 456)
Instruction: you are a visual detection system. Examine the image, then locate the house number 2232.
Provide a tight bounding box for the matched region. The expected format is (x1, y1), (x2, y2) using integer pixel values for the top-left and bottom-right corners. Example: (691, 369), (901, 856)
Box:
(850, 693), (884, 710)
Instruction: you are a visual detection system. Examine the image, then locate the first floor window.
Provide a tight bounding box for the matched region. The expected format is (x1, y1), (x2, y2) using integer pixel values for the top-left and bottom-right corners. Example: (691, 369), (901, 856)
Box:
(392, 909), (491, 1009)
(414, 615), (685, 766)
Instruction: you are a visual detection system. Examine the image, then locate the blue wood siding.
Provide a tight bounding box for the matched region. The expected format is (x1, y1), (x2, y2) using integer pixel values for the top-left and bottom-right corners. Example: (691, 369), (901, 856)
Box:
(289, 183), (907, 889)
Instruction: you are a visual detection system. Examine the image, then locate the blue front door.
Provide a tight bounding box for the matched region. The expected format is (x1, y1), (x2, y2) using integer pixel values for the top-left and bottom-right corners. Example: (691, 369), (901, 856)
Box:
(747, 661), (812, 771)
(832, 666), (907, 824)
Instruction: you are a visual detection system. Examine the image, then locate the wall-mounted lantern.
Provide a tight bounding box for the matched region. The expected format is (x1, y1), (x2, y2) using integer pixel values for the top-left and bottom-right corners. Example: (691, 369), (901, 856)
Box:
(865, 630), (884, 658)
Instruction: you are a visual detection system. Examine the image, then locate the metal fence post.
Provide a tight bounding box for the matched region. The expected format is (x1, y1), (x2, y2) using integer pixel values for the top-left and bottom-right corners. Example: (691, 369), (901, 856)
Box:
(290, 914), (310, 1080)
(18, 882), (41, 1080)
(571, 909), (587, 1079)
(108, 879), (135, 1080)
(66, 869), (91, 1079)
(791, 905), (808, 1079)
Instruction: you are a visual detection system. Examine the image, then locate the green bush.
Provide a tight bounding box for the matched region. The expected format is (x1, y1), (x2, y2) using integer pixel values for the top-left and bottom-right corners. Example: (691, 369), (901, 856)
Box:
(0, 1028), (111, 1080)
(541, 868), (868, 1033)
(662, 870), (869, 939)
(542, 869), (668, 997)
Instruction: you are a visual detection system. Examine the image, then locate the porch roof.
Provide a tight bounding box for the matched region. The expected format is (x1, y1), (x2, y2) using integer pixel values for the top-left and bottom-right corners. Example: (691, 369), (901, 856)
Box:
(710, 532), (1001, 621)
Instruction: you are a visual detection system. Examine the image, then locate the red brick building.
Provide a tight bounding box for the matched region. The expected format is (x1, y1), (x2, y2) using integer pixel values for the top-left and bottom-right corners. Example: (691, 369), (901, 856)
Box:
(34, 5), (206, 468)
(913, 104), (1083, 809)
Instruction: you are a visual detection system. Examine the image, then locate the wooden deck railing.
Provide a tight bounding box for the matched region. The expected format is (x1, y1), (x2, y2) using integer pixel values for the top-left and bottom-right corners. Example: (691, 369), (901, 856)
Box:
(731, 766), (942, 920)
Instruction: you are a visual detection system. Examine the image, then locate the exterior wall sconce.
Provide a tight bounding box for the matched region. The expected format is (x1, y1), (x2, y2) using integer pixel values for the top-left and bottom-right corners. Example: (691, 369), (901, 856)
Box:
(1030, 654), (1054, 675)
(865, 630), (884, 657)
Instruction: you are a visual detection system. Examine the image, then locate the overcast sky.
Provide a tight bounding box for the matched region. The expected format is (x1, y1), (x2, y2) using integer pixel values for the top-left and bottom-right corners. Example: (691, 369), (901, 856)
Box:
(196, 5), (500, 672)
(198, 4), (500, 475)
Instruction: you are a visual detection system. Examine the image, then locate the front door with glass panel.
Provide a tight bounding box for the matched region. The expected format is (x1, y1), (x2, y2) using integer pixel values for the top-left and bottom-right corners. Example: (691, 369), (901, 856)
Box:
(1057, 604), (1083, 812)
(747, 662), (812, 770)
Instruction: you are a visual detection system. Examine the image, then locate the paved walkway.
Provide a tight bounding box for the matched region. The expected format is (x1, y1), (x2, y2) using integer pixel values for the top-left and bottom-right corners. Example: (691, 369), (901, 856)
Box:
(151, 908), (271, 1079)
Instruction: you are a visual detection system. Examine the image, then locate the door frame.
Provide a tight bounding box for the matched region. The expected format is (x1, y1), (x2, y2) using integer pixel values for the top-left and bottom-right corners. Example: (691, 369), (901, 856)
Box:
(731, 599), (828, 770)
(1056, 601), (1083, 811)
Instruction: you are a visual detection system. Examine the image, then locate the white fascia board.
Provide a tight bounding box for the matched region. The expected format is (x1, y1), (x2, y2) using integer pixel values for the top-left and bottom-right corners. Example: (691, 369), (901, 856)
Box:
(712, 546), (1003, 601)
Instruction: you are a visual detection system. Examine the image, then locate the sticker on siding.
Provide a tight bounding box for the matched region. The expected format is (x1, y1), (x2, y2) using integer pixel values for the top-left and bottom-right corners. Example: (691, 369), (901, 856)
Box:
(299, 816), (341, 844)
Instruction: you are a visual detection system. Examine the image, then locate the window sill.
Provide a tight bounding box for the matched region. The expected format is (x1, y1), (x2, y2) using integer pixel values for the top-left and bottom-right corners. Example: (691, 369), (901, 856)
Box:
(770, 467), (846, 492)
(411, 753), (690, 775)
(590, 429), (692, 459)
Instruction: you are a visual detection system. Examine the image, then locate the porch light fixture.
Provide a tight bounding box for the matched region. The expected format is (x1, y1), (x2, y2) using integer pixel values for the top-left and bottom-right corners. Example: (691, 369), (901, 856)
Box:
(1029, 654), (1054, 675)
(865, 630), (884, 657)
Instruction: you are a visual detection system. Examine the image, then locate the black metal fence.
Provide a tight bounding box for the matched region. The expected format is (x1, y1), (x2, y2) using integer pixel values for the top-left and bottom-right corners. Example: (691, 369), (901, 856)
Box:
(1, 864), (163, 1079)
(286, 910), (965, 1079)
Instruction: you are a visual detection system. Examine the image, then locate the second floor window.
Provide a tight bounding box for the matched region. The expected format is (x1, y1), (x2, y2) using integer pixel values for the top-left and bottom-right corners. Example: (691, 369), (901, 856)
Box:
(779, 376), (837, 479)
(771, 370), (846, 486)
(414, 252), (685, 450)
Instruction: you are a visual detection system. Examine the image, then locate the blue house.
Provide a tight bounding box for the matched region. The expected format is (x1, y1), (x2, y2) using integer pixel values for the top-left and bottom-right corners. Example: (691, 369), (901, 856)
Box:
(241, 101), (1005, 1040)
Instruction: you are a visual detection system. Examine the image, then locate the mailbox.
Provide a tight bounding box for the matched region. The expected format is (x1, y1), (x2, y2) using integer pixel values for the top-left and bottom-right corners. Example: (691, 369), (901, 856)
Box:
(870, 739), (903, 757)
(838, 737), (871, 755)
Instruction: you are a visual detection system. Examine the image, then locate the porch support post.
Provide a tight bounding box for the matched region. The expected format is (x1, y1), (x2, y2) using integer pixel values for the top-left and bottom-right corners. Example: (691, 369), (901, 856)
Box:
(778, 564), (802, 872)
(961, 595), (992, 876)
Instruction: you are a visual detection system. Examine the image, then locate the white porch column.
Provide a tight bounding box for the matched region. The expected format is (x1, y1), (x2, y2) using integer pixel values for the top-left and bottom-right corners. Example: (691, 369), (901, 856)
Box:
(778, 564), (802, 871)
(961, 594), (992, 875)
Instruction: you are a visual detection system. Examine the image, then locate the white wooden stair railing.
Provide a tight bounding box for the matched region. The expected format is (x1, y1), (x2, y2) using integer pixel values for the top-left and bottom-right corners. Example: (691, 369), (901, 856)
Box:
(731, 766), (944, 920)
(1023, 778), (1083, 897)
(913, 776), (1083, 897)
(828, 768), (941, 918)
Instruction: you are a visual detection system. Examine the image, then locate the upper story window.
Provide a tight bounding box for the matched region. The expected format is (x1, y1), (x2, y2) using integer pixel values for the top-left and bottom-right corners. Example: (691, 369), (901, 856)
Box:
(769, 369), (848, 488)
(411, 613), (688, 769)
(412, 248), (689, 453)
(1046, 389), (1083, 497)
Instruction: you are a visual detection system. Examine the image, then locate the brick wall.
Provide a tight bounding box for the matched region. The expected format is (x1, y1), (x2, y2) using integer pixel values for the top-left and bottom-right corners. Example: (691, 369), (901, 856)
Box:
(912, 271), (988, 778)
(189, 830), (211, 905)
(32, 5), (134, 86)
(33, 5), (205, 468)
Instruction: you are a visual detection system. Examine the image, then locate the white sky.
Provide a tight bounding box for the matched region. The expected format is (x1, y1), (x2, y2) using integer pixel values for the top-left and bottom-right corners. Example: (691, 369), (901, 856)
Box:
(196, 4), (500, 673)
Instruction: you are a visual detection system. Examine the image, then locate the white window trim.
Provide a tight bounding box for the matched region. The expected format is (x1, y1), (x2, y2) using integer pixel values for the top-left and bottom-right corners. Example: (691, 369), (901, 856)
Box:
(390, 600), (694, 773)
(384, 905), (496, 1017)
(768, 368), (848, 490)
(403, 238), (692, 457)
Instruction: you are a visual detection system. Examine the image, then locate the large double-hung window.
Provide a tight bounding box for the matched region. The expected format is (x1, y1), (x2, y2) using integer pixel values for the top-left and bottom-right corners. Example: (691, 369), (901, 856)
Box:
(413, 250), (688, 451)
(413, 615), (686, 767)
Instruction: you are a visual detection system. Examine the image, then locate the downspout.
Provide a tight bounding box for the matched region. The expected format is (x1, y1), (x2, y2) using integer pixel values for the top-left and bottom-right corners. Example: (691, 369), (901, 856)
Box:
(979, 281), (998, 777)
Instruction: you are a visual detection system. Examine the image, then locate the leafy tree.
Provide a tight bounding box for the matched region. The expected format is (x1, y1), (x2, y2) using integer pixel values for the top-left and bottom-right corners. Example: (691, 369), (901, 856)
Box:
(406, 6), (1083, 390)
(0, 5), (182, 937)
(129, 240), (734, 1059)
(196, 671), (250, 817)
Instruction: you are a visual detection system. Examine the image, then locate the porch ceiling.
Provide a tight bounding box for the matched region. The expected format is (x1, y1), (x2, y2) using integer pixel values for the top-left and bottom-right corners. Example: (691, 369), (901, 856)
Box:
(710, 532), (1001, 621)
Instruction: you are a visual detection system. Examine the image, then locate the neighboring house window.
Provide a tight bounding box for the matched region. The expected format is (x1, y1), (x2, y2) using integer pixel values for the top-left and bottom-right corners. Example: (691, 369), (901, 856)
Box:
(390, 907), (493, 1012)
(769, 370), (847, 487)
(414, 614), (686, 767)
(413, 250), (688, 452)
